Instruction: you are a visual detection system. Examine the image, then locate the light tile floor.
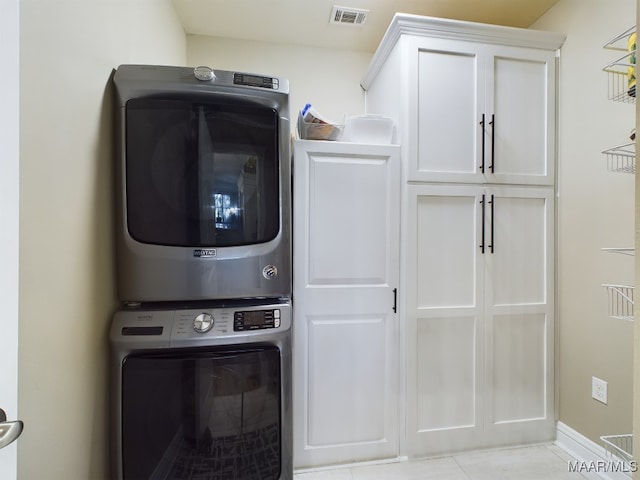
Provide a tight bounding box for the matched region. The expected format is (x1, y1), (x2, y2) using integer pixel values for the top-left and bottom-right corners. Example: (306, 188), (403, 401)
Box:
(294, 444), (589, 480)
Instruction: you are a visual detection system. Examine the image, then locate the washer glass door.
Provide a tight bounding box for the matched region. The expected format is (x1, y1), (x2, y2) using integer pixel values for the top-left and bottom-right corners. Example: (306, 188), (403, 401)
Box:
(121, 346), (281, 480)
(125, 99), (281, 248)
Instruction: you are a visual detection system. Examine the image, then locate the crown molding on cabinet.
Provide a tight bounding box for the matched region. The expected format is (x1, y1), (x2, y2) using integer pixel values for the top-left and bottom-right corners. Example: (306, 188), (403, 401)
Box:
(361, 13), (566, 90)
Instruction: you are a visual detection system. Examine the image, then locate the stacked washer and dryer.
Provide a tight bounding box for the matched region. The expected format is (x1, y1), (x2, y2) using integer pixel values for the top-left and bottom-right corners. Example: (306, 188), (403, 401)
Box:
(109, 65), (293, 480)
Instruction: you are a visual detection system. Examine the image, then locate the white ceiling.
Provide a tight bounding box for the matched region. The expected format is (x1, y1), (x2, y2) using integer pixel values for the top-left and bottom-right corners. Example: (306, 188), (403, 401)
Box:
(172, 0), (562, 53)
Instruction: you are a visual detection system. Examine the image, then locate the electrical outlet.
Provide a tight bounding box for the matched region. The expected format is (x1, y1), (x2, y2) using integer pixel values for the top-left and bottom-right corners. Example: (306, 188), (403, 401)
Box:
(592, 377), (608, 404)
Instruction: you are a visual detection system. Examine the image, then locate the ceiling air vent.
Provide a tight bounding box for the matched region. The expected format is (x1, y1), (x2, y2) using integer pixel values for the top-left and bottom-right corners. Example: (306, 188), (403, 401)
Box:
(330, 6), (369, 26)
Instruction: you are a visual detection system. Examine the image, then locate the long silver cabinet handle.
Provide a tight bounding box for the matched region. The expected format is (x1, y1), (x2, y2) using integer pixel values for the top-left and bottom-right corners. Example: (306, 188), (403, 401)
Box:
(0, 408), (23, 449)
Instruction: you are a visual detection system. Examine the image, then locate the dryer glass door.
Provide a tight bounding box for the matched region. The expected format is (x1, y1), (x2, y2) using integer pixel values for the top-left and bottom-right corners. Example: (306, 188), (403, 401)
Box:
(121, 346), (281, 480)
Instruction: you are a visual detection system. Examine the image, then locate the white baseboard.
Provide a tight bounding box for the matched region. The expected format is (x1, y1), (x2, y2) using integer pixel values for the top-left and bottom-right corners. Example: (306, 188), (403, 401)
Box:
(556, 421), (634, 480)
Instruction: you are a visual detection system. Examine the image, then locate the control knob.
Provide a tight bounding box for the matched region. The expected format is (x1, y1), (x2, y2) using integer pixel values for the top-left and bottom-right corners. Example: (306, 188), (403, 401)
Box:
(194, 66), (215, 81)
(193, 312), (214, 333)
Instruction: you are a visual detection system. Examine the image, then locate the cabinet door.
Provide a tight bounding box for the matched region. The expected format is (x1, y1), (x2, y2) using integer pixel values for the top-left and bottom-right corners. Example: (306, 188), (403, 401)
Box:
(483, 186), (555, 440)
(484, 46), (556, 185)
(406, 39), (555, 185)
(407, 37), (485, 183)
(405, 184), (485, 456)
(292, 140), (400, 468)
(405, 185), (555, 457)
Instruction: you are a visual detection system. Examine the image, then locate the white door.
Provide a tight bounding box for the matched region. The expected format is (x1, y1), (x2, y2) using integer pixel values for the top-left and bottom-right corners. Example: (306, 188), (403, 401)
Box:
(407, 37), (485, 183)
(0, 0), (22, 478)
(407, 38), (555, 187)
(405, 184), (485, 456)
(484, 186), (555, 441)
(405, 185), (554, 456)
(484, 46), (556, 186)
(293, 140), (400, 468)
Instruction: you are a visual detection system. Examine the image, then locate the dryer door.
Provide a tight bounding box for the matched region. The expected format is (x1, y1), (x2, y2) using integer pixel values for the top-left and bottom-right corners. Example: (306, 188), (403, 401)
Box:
(121, 346), (281, 480)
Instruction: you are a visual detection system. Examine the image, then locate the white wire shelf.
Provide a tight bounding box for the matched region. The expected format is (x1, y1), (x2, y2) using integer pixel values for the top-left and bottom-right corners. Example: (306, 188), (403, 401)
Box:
(603, 142), (636, 173)
(602, 284), (634, 321)
(603, 26), (636, 51)
(603, 51), (637, 103)
(602, 247), (635, 256)
(601, 434), (634, 465)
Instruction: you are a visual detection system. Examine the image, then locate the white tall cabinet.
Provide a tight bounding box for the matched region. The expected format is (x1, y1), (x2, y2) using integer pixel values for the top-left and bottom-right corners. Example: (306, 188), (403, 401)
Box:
(292, 140), (401, 468)
(362, 14), (565, 458)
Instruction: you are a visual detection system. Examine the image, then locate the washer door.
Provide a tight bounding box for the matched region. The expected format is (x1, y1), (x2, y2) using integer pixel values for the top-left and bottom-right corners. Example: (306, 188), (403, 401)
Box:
(121, 346), (281, 480)
(125, 98), (281, 248)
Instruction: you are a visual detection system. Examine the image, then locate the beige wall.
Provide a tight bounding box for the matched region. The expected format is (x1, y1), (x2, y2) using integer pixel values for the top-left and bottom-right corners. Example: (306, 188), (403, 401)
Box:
(187, 35), (371, 124)
(534, 0), (636, 446)
(18, 1), (186, 479)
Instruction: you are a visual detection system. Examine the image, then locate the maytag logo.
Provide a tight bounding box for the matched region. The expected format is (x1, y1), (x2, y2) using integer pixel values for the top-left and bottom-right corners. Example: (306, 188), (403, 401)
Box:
(193, 249), (217, 258)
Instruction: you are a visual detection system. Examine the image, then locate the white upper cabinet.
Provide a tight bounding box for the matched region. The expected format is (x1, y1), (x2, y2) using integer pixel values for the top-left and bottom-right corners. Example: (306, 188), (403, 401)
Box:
(363, 14), (565, 186)
(486, 45), (556, 184)
(409, 37), (484, 183)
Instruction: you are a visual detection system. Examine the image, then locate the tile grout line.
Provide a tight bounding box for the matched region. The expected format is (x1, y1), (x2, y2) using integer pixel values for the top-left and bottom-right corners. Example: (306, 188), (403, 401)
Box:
(451, 454), (474, 480)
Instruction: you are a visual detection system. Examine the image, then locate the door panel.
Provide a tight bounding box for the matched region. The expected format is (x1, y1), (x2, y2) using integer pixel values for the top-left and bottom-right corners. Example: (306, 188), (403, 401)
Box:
(484, 187), (553, 310)
(406, 185), (484, 456)
(307, 316), (387, 446)
(293, 141), (400, 468)
(485, 46), (555, 185)
(484, 187), (554, 437)
(491, 314), (547, 423)
(307, 154), (391, 286)
(416, 315), (477, 431)
(490, 195), (548, 305)
(122, 348), (282, 480)
(408, 37), (483, 183)
(415, 193), (479, 308)
(406, 185), (554, 456)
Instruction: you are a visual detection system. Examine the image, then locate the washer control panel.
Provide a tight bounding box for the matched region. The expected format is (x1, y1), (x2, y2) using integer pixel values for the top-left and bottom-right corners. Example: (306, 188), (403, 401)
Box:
(234, 309), (280, 331)
(112, 301), (291, 345)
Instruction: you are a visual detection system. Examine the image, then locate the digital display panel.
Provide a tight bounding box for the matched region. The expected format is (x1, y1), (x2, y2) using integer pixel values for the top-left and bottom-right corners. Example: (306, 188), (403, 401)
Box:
(244, 75), (264, 85)
(243, 310), (266, 326)
(234, 309), (277, 331)
(233, 73), (276, 89)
